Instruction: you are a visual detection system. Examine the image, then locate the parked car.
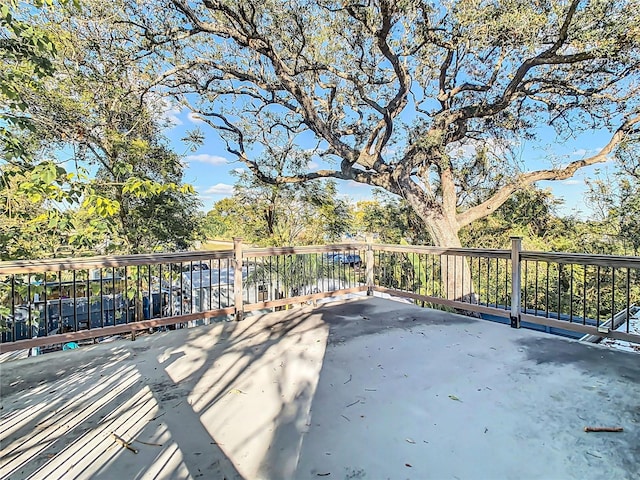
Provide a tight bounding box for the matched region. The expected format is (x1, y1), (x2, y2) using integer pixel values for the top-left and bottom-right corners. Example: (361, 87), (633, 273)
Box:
(181, 262), (210, 272)
(330, 253), (362, 267)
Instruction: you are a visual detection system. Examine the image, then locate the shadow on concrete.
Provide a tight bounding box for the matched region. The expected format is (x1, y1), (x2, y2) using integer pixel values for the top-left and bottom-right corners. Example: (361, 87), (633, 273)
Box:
(1, 295), (332, 479)
(2, 297), (639, 479)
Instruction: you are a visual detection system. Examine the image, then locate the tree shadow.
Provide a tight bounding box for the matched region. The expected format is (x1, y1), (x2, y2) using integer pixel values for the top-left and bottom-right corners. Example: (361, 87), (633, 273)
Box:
(1, 297), (467, 479)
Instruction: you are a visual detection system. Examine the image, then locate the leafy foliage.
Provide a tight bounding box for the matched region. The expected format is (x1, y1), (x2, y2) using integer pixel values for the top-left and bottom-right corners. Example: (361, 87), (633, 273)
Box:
(0, 1), (202, 258)
(585, 136), (640, 255)
(352, 190), (431, 244)
(204, 177), (350, 246)
(127, 0), (640, 248)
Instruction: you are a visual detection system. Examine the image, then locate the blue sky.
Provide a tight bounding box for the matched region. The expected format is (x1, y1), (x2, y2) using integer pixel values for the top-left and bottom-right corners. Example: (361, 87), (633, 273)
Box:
(163, 105), (613, 220)
(163, 106), (378, 211)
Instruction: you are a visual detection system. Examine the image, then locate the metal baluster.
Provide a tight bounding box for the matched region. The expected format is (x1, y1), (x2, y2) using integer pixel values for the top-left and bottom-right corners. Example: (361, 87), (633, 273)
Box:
(57, 272), (62, 331)
(557, 263), (562, 320)
(582, 266), (587, 326)
(218, 259), (222, 309)
(545, 263), (550, 318)
(100, 269), (104, 328)
(73, 271), (77, 331)
(569, 264), (574, 323)
(611, 267), (616, 330)
(112, 267), (116, 326)
(86, 271), (91, 329)
(534, 261), (539, 316)
(159, 264), (164, 317)
(11, 276), (16, 341)
(124, 267), (128, 324)
(477, 256), (481, 305)
(626, 268), (631, 333)
(596, 266), (601, 328)
(486, 257), (490, 307)
(42, 272), (48, 335)
(504, 258), (509, 310)
(27, 273), (33, 339)
(494, 257), (499, 308)
(523, 260), (528, 313)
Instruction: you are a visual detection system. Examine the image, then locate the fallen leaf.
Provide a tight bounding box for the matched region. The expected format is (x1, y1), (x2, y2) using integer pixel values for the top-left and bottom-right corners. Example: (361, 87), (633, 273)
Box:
(405, 463), (412, 467)
(448, 394), (462, 402)
(228, 389), (246, 395)
(405, 438), (416, 444)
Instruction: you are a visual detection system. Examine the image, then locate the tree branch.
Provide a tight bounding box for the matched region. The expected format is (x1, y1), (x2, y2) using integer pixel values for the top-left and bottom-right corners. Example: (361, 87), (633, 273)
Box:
(457, 115), (640, 227)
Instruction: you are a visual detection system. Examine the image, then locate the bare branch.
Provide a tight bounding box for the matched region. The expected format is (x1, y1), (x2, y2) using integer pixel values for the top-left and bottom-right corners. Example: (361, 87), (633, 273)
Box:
(457, 115), (640, 227)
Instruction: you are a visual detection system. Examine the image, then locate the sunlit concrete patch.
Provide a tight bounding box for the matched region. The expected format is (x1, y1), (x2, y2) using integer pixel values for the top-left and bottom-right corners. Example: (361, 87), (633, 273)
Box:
(0, 302), (330, 480)
(193, 311), (329, 479)
(137, 306), (330, 479)
(296, 299), (640, 480)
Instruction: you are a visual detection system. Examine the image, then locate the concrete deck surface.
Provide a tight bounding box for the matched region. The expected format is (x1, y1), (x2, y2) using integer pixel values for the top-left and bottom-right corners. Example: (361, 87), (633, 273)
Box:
(1, 297), (639, 480)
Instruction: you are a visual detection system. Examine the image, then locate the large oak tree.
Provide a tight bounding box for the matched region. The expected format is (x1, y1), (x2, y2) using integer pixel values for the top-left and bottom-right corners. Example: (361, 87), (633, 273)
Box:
(133, 0), (640, 246)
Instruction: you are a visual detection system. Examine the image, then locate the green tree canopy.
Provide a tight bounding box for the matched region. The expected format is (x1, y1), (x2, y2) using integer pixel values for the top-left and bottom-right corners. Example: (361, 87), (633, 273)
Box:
(204, 177), (350, 246)
(1, 0), (202, 257)
(585, 136), (640, 255)
(128, 0), (639, 250)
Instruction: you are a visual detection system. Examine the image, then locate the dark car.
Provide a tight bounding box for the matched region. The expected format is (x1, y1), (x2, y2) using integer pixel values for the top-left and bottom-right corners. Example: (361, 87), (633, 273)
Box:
(181, 262), (210, 272)
(331, 253), (362, 267)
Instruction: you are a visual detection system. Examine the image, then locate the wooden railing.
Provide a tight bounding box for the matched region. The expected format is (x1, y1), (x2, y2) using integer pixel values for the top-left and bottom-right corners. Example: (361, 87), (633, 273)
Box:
(1, 238), (639, 353)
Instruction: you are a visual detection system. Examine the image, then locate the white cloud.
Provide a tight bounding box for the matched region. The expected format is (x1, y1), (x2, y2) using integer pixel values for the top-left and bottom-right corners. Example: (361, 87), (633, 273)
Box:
(307, 161), (320, 170)
(346, 180), (369, 188)
(232, 167), (245, 174)
(571, 147), (603, 157)
(562, 179), (583, 185)
(185, 154), (229, 165)
(158, 99), (183, 127)
(203, 183), (234, 195)
(447, 137), (514, 159)
(143, 93), (183, 127)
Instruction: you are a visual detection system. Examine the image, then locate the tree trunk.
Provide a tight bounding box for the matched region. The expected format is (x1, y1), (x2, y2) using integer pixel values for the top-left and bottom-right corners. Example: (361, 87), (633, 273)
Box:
(411, 206), (476, 304)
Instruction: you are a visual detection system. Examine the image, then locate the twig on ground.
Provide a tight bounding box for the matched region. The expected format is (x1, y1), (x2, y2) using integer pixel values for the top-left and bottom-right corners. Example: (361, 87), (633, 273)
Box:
(584, 426), (623, 432)
(134, 439), (163, 447)
(112, 433), (139, 454)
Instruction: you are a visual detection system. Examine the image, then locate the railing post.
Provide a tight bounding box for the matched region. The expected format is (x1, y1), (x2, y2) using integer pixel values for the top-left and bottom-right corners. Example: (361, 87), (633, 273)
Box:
(233, 237), (244, 321)
(510, 236), (522, 328)
(366, 235), (374, 296)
